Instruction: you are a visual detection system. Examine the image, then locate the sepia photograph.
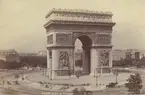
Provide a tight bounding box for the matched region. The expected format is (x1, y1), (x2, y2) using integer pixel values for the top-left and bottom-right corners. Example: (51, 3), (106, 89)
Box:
(0, 0), (145, 95)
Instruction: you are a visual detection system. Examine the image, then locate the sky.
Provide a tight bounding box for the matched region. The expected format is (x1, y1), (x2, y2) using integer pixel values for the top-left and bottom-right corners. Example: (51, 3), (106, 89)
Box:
(0, 0), (145, 53)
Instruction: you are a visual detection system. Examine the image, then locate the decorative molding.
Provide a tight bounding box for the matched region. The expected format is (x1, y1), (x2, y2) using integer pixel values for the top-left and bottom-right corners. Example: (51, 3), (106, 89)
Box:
(48, 14), (112, 22)
(47, 34), (53, 44)
(91, 45), (112, 48)
(44, 20), (115, 28)
(47, 45), (75, 49)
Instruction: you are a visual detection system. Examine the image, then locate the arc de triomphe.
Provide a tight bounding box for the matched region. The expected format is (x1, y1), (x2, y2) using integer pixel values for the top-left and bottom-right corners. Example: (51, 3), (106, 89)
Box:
(44, 9), (115, 79)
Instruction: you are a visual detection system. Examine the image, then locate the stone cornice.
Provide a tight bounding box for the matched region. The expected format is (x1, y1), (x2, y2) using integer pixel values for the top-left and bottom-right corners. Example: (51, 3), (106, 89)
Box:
(44, 20), (115, 28)
(91, 45), (113, 48)
(47, 45), (75, 49)
(95, 67), (112, 69)
(45, 8), (113, 18)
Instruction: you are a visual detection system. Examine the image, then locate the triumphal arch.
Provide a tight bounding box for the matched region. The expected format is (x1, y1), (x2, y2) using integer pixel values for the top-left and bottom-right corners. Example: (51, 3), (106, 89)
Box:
(44, 9), (115, 79)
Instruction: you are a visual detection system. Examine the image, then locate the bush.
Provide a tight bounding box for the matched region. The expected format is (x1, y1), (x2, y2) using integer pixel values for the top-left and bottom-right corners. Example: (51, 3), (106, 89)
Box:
(73, 87), (85, 95)
(73, 88), (79, 93)
(21, 77), (24, 80)
(106, 82), (118, 88)
(13, 81), (19, 85)
(38, 81), (44, 85)
(125, 73), (143, 94)
(45, 84), (49, 88)
(7, 81), (11, 85)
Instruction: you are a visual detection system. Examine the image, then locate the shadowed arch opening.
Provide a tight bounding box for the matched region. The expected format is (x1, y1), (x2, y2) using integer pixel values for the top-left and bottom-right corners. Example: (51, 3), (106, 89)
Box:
(74, 35), (92, 75)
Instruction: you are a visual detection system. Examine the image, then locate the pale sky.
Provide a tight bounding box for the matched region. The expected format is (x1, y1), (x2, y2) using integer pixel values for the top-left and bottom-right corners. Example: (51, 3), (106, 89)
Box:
(0, 0), (145, 52)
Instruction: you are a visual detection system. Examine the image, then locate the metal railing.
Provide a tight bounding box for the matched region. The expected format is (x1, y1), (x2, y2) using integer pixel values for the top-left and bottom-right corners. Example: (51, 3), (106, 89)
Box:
(41, 90), (94, 95)
(94, 67), (112, 76)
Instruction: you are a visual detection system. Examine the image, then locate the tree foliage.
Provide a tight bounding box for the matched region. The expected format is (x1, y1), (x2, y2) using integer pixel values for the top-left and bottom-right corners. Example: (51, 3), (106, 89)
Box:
(19, 56), (47, 67)
(0, 60), (21, 69)
(125, 73), (143, 94)
(0, 56), (47, 69)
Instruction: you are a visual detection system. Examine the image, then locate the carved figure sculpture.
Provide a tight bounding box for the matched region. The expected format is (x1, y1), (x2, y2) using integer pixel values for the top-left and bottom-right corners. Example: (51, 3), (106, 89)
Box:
(100, 50), (109, 66)
(59, 52), (69, 69)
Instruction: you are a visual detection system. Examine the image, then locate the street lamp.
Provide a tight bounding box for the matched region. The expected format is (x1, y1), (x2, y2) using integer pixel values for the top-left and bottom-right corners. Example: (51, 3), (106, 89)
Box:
(113, 67), (118, 83)
(94, 68), (101, 87)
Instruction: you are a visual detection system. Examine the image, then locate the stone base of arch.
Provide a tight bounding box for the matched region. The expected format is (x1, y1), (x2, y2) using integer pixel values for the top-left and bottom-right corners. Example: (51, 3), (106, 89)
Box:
(47, 45), (113, 79)
(47, 46), (75, 79)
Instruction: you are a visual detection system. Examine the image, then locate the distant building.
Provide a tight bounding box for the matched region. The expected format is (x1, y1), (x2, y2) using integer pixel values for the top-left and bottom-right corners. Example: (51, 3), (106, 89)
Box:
(112, 49), (145, 61)
(125, 49), (145, 60)
(0, 49), (19, 62)
(139, 56), (145, 66)
(112, 49), (126, 61)
(19, 53), (39, 56)
(125, 49), (139, 59)
(139, 51), (145, 59)
(38, 50), (47, 56)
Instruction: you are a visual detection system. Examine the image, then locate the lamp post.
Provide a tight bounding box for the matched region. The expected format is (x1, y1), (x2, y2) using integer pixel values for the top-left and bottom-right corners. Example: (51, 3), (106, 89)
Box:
(94, 68), (100, 87)
(115, 67), (118, 83)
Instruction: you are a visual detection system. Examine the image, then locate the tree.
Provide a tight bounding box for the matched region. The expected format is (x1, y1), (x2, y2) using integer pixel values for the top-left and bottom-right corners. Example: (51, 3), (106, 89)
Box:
(75, 67), (82, 79)
(73, 87), (85, 95)
(125, 73), (143, 94)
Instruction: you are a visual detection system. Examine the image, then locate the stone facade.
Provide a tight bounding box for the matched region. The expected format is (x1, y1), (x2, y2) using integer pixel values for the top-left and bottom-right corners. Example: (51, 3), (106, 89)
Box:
(44, 9), (115, 79)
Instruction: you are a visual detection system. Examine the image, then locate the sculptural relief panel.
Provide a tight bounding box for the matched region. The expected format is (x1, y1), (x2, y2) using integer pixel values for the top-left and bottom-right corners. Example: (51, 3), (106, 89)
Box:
(54, 13), (112, 22)
(47, 34), (53, 44)
(95, 34), (111, 45)
(99, 49), (109, 66)
(59, 51), (70, 69)
(56, 33), (72, 45)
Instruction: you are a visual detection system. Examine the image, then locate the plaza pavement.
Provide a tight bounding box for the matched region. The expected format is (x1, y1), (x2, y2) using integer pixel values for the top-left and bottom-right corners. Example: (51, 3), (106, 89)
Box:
(0, 68), (144, 95)
(26, 71), (131, 91)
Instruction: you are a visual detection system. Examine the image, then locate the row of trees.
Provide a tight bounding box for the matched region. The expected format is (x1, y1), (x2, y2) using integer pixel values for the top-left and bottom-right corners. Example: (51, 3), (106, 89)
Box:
(19, 56), (47, 67)
(0, 60), (21, 69)
(113, 57), (145, 68)
(0, 56), (47, 69)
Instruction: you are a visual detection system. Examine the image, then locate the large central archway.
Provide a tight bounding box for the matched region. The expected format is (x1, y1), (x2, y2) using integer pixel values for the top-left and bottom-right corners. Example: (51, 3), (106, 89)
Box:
(74, 35), (92, 75)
